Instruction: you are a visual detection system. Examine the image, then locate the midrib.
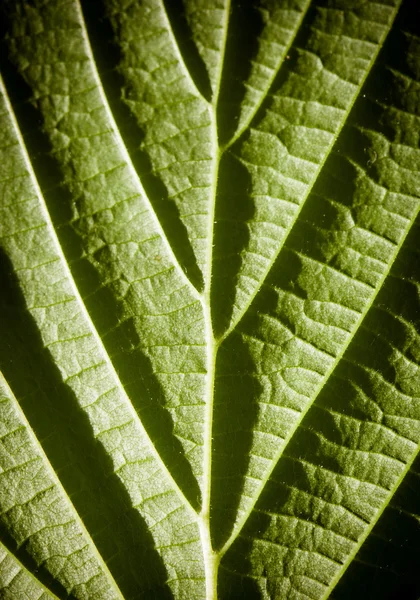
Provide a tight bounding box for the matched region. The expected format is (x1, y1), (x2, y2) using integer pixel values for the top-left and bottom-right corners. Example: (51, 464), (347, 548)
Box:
(198, 3), (231, 597)
(198, 2), (411, 591)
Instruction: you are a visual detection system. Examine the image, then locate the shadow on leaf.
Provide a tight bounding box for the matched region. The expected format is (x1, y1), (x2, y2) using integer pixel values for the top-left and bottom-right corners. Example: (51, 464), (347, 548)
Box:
(79, 0), (204, 291)
(162, 0), (212, 102)
(0, 54), (201, 509)
(211, 148), (255, 336)
(210, 331), (262, 550)
(217, 0), (265, 145)
(0, 249), (173, 599)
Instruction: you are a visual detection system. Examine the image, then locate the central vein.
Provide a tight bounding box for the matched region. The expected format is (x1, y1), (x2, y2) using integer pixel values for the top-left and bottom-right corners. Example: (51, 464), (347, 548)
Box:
(199, 297), (219, 599)
(199, 4), (232, 597)
(199, 108), (221, 598)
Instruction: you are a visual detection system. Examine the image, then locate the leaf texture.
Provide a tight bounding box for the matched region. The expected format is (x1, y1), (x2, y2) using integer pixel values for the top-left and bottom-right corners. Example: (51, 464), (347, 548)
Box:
(0, 374), (122, 599)
(0, 540), (59, 600)
(0, 0), (419, 599)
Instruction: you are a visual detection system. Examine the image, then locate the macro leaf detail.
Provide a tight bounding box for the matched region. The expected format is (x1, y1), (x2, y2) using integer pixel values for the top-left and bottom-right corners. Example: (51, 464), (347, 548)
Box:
(0, 1), (419, 599)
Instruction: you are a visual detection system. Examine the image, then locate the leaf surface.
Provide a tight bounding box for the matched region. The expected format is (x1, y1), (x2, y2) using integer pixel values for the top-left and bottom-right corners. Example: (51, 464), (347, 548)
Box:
(0, 0), (419, 598)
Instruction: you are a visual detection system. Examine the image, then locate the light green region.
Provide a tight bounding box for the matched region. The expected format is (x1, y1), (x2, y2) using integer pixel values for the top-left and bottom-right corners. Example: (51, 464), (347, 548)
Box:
(1, 0), (419, 599)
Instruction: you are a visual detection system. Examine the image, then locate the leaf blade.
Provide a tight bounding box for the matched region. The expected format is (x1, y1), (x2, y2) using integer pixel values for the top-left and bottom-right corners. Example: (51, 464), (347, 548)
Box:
(212, 0), (403, 337)
(1, 0), (420, 598)
(0, 371), (124, 599)
(0, 539), (60, 600)
(0, 70), (204, 597)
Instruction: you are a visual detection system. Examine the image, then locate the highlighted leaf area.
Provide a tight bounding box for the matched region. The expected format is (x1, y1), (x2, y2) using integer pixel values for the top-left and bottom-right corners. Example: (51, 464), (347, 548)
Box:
(0, 1), (419, 598)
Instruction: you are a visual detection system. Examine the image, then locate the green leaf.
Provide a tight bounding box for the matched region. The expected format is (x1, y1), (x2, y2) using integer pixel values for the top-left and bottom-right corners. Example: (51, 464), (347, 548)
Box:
(0, 539), (59, 600)
(0, 0), (419, 598)
(0, 375), (122, 599)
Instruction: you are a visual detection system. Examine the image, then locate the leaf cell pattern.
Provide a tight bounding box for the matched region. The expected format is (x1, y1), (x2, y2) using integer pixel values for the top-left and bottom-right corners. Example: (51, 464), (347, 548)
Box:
(0, 1), (419, 599)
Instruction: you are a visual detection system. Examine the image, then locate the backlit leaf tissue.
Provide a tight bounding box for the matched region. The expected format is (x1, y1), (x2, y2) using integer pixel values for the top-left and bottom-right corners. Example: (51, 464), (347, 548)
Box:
(0, 1), (419, 598)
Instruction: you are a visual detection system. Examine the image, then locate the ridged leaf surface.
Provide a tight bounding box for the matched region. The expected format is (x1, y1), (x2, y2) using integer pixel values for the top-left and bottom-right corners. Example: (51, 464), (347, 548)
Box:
(0, 1), (419, 598)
